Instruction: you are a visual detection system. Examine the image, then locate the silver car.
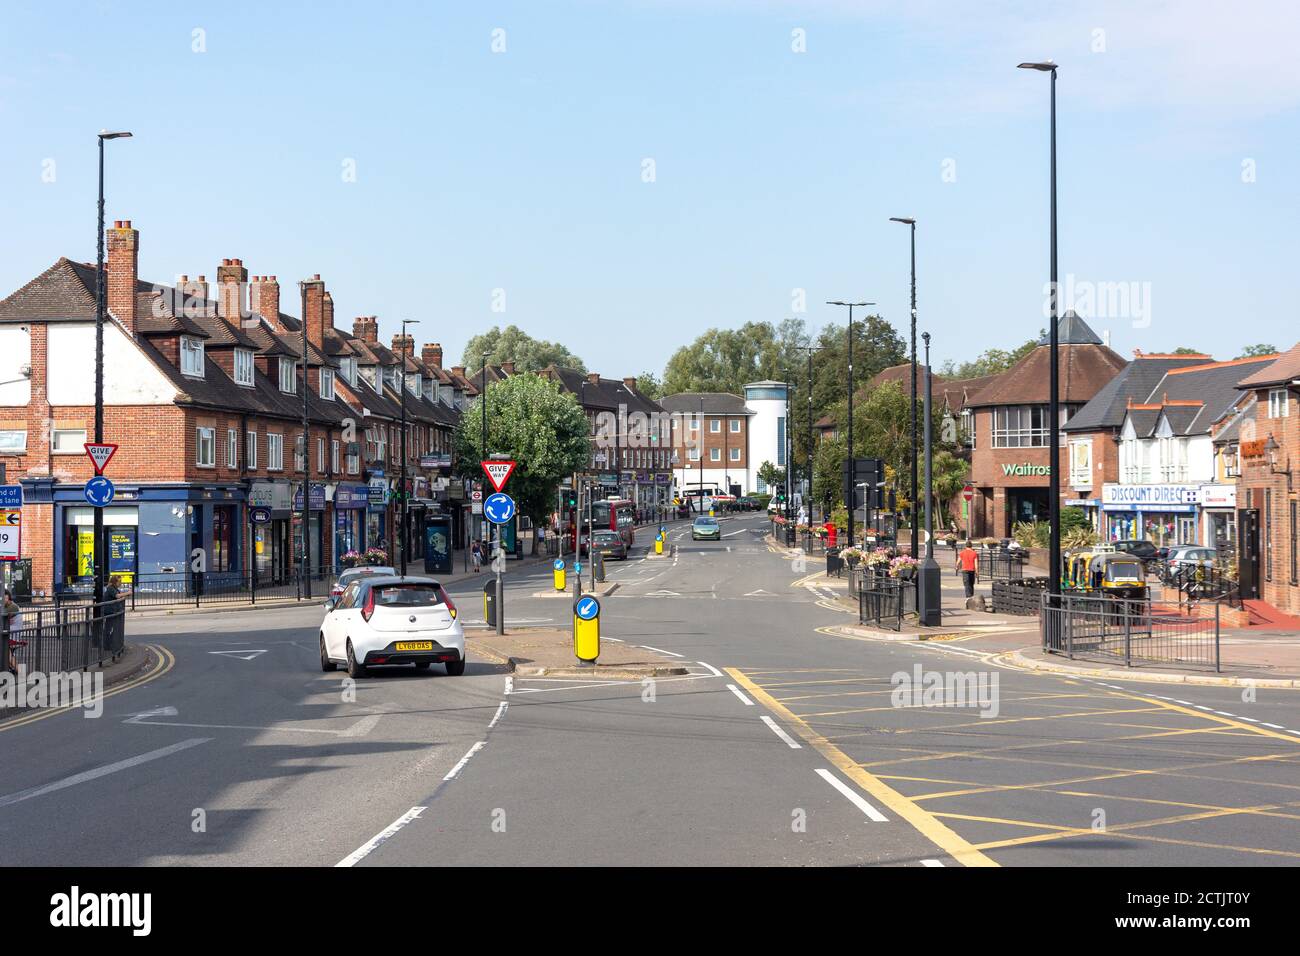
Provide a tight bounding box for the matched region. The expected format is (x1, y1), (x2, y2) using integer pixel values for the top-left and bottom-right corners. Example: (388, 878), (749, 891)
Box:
(1166, 546), (1215, 573)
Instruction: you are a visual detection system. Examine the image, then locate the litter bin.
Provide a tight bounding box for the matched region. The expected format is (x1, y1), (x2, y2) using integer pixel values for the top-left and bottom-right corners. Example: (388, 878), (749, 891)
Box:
(483, 578), (499, 629)
(826, 547), (844, 577)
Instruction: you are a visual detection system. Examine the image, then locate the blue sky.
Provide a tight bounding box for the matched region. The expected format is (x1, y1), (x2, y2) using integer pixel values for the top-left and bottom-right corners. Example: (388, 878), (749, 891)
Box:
(3, 0), (1298, 376)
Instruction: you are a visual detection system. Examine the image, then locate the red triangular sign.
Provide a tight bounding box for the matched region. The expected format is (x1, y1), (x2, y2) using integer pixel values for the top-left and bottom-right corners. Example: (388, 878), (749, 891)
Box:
(481, 460), (516, 492)
(85, 442), (119, 475)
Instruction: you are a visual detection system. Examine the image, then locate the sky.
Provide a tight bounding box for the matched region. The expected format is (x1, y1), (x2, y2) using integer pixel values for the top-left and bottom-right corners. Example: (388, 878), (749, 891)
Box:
(2, 0), (1298, 378)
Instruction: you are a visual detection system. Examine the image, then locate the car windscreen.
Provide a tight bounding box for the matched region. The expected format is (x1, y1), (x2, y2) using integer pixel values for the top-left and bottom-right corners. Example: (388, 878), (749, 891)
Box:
(372, 584), (445, 607)
(342, 567), (395, 583)
(1106, 561), (1143, 582)
(695, 519), (718, 527)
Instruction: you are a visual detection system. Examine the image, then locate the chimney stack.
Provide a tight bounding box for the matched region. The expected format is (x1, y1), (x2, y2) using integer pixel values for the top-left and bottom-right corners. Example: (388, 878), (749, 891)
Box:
(422, 343), (444, 368)
(623, 376), (638, 391)
(391, 333), (415, 359)
(106, 219), (139, 333)
(322, 291), (335, 335)
(587, 372), (601, 385)
(500, 361), (515, 376)
(353, 316), (378, 343)
(301, 275), (326, 351)
(216, 258), (248, 321)
(451, 365), (466, 378)
(252, 276), (282, 330)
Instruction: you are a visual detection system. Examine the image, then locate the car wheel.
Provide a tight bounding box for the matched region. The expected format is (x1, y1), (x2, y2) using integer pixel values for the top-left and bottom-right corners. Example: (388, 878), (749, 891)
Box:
(346, 640), (367, 679)
(413, 661), (431, 670)
(444, 657), (466, 676)
(320, 634), (336, 672)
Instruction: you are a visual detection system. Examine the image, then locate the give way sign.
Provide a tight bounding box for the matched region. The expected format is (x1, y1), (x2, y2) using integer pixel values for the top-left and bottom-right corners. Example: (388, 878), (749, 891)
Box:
(84, 442), (119, 475)
(481, 460), (516, 492)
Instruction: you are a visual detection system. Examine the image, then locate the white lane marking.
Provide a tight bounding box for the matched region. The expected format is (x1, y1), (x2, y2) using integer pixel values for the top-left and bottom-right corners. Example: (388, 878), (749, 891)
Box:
(921, 859), (945, 867)
(443, 741), (486, 781)
(488, 702), (508, 729)
(1237, 716), (1259, 723)
(605, 637), (625, 643)
(1194, 705), (1213, 711)
(335, 806), (426, 868)
(504, 676), (514, 696)
(208, 649), (268, 661)
(0, 738), (210, 810)
(815, 768), (888, 822)
(640, 644), (685, 658)
(1173, 699), (1194, 705)
(697, 661), (723, 677)
(726, 684), (755, 706)
(339, 713), (384, 738)
(1261, 723), (1284, 729)
(761, 715), (802, 748)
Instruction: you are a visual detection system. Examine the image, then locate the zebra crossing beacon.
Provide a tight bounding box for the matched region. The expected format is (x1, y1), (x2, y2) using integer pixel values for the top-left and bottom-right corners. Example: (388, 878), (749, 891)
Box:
(573, 593), (600, 666)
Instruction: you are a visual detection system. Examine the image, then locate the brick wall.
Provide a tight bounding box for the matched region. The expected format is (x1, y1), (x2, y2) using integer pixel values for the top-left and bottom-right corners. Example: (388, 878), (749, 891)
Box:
(1240, 388), (1300, 613)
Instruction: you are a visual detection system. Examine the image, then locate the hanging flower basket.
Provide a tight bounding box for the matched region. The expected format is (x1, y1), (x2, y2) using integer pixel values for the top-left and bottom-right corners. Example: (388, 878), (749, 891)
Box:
(364, 547), (389, 566)
(340, 550), (363, 568)
(889, 555), (920, 579)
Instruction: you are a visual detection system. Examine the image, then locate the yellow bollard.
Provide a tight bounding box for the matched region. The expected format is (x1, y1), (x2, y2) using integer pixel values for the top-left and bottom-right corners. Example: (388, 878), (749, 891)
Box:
(553, 558), (566, 591)
(654, 534), (664, 555)
(573, 594), (600, 663)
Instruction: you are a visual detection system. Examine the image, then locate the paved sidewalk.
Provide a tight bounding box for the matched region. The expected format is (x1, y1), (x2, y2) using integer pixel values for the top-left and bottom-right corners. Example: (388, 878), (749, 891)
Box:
(471, 627), (689, 679)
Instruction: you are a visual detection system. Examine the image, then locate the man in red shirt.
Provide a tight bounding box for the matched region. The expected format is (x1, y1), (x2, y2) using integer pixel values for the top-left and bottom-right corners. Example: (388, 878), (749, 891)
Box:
(957, 541), (979, 598)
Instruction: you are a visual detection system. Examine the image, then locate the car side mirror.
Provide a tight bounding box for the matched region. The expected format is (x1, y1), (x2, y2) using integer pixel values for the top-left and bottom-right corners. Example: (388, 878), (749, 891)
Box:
(323, 598), (338, 612)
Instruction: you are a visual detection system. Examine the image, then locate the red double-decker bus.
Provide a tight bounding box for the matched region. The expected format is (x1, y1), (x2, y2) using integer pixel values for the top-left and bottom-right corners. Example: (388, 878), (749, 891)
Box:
(569, 497), (636, 552)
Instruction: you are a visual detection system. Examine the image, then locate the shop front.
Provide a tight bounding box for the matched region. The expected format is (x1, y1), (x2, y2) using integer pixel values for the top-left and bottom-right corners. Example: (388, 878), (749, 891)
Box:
(249, 480), (293, 583)
(366, 475), (389, 555)
(1200, 483), (1238, 558)
(1102, 483), (1200, 546)
(292, 481), (327, 572)
(333, 482), (369, 566)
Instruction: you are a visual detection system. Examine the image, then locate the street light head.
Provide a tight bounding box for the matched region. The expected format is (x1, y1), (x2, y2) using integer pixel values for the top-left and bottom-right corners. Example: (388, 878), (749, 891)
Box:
(922, 331), (931, 345)
(98, 130), (133, 139)
(889, 217), (915, 225)
(1017, 61), (1057, 72)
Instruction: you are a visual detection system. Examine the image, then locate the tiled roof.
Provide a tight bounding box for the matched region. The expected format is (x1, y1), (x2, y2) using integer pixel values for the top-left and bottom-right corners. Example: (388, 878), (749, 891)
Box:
(0, 258), (100, 323)
(1064, 355), (1214, 433)
(659, 392), (753, 415)
(1138, 357), (1278, 435)
(1236, 342), (1300, 389)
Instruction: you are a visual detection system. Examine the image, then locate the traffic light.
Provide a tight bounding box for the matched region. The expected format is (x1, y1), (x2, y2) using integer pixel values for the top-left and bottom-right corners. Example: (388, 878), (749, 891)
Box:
(565, 489), (578, 509)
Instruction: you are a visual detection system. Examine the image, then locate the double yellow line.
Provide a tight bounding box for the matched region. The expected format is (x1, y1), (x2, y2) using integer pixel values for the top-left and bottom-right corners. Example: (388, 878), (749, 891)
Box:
(0, 644), (174, 733)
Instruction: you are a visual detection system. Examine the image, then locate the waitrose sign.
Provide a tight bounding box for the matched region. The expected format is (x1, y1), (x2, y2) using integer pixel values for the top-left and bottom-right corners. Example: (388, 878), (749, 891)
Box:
(1002, 463), (1051, 477)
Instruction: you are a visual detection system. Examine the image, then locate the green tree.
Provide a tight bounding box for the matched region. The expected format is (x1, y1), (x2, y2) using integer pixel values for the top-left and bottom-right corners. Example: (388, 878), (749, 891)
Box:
(938, 333), (1040, 379)
(661, 319), (811, 396)
(635, 371), (663, 401)
(462, 325), (586, 373)
(757, 460), (786, 494)
(930, 449), (969, 528)
(1171, 346), (1205, 354)
(812, 434), (845, 514)
(454, 375), (590, 534)
(1236, 343), (1278, 358)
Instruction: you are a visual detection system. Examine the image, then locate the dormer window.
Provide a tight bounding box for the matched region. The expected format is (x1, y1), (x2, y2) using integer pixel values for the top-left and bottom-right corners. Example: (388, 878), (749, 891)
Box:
(406, 373), (420, 395)
(383, 367), (398, 390)
(279, 358), (297, 393)
(320, 368), (336, 401)
(181, 336), (205, 377)
(339, 356), (357, 386)
(233, 349), (254, 387)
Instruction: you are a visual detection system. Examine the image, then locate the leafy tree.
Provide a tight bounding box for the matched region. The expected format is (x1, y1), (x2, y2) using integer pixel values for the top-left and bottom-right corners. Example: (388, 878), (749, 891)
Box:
(661, 319), (811, 396)
(812, 435), (845, 514)
(635, 371), (663, 401)
(454, 375), (589, 532)
(1236, 343), (1278, 358)
(930, 449), (969, 528)
(462, 325), (586, 373)
(757, 460), (786, 494)
(1171, 346), (1205, 355)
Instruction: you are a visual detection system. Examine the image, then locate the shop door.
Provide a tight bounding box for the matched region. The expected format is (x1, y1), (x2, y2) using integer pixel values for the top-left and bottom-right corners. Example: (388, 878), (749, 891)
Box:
(1238, 508), (1260, 600)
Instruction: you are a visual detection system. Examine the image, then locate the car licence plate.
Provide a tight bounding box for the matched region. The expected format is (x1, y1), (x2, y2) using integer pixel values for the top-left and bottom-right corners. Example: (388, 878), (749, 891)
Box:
(396, 641), (434, 651)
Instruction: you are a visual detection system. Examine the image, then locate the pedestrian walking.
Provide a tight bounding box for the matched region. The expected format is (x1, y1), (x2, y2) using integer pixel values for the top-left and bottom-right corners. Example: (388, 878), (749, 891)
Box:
(957, 540), (980, 598)
(470, 539), (482, 573)
(3, 589), (23, 676)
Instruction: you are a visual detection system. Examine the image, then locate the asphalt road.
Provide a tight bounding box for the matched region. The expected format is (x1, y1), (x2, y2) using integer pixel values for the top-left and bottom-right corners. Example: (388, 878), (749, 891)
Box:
(3, 511), (1298, 866)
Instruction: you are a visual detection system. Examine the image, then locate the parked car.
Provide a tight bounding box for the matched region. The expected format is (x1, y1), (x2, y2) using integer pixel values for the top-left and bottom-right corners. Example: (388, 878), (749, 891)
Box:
(330, 565), (396, 601)
(1112, 539), (1160, 563)
(691, 516), (722, 541)
(320, 575), (463, 678)
(736, 496), (760, 511)
(1166, 546), (1216, 573)
(590, 529), (628, 561)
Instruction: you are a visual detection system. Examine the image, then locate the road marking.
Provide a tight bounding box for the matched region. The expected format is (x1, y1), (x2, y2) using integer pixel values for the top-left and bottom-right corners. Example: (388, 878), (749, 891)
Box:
(208, 649), (268, 661)
(504, 676), (514, 696)
(443, 741), (486, 781)
(697, 661), (723, 677)
(726, 684), (755, 706)
(761, 715), (802, 748)
(815, 768), (888, 822)
(640, 644), (684, 658)
(727, 667), (997, 867)
(488, 701), (508, 729)
(921, 858), (945, 867)
(0, 737), (210, 810)
(335, 806), (425, 868)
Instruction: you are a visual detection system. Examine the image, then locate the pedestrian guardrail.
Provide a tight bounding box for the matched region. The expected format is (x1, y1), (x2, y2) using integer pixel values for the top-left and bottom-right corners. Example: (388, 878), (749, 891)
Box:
(43, 566), (340, 611)
(990, 577), (1049, 616)
(4, 600), (125, 673)
(858, 578), (917, 632)
(978, 550), (1025, 581)
(1041, 592), (1220, 672)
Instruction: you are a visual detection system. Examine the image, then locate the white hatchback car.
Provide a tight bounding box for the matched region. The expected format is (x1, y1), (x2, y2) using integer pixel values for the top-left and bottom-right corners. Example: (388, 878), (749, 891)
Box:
(320, 575), (465, 678)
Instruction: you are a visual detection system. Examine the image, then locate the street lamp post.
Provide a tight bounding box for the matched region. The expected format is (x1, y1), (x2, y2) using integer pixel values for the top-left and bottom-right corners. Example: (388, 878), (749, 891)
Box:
(93, 130), (131, 608)
(299, 279), (311, 596)
(797, 346), (825, 523)
(1019, 59), (1062, 604)
(398, 319), (419, 576)
(919, 332), (942, 626)
(890, 217), (919, 558)
(698, 395), (704, 506)
(826, 301), (874, 547)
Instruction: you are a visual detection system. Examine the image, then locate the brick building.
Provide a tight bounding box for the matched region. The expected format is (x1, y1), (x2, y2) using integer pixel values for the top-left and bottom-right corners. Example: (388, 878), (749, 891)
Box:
(659, 392), (754, 498)
(0, 220), (461, 597)
(963, 313), (1127, 538)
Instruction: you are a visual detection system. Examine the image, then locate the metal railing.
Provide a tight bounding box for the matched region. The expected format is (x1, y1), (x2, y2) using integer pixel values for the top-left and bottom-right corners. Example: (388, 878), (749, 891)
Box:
(4, 600), (126, 674)
(1156, 564), (1241, 611)
(1041, 592), (1220, 671)
(978, 550), (1025, 581)
(990, 577), (1049, 616)
(858, 577), (917, 632)
(44, 566), (340, 611)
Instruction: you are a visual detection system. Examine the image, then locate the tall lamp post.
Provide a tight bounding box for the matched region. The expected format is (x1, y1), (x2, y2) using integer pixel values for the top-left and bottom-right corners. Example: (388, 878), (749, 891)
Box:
(93, 130), (132, 608)
(826, 301), (873, 547)
(796, 346), (825, 522)
(1019, 60), (1062, 605)
(298, 279), (312, 595)
(398, 318), (419, 575)
(889, 217), (919, 558)
(919, 332), (942, 626)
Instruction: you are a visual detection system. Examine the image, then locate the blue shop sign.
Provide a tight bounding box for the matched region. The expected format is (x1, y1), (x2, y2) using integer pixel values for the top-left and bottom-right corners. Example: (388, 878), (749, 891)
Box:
(293, 482), (327, 510)
(335, 483), (369, 510)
